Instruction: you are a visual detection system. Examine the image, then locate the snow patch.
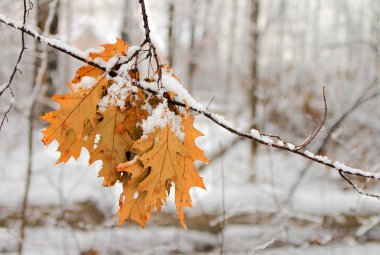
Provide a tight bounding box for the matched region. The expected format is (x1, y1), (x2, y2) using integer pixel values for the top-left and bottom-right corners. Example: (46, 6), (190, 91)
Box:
(141, 100), (184, 141)
(250, 129), (274, 144)
(98, 76), (136, 111)
(105, 56), (119, 70)
(250, 129), (261, 139)
(161, 70), (205, 111)
(305, 150), (315, 158)
(73, 76), (97, 92)
(315, 154), (332, 164)
(287, 143), (296, 150)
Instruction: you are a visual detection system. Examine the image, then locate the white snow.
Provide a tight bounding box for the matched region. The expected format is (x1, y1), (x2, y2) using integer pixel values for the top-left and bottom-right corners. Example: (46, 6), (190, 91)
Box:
(92, 57), (107, 67)
(141, 100), (184, 140)
(305, 150), (315, 158)
(261, 135), (274, 144)
(161, 70), (206, 111)
(212, 113), (234, 128)
(287, 143), (296, 150)
(314, 154), (332, 164)
(73, 76), (97, 92)
(98, 76), (136, 112)
(116, 46), (140, 74)
(105, 56), (119, 70)
(126, 45), (140, 59)
(250, 129), (261, 139)
(334, 161), (380, 179)
(250, 129), (274, 144)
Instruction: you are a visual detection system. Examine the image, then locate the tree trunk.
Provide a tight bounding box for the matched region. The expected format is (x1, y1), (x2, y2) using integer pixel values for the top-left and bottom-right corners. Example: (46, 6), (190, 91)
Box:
(187, 0), (198, 95)
(167, 1), (175, 66)
(312, 0), (320, 66)
(121, 0), (131, 42)
(249, 0), (260, 163)
(223, 0), (238, 107)
(18, 1), (60, 254)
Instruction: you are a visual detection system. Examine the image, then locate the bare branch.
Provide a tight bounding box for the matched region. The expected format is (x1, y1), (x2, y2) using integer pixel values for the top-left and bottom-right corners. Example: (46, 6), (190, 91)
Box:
(339, 170), (380, 199)
(295, 86), (327, 150)
(138, 0), (162, 86)
(0, 1), (31, 131)
(283, 79), (380, 207)
(16, 2), (33, 254)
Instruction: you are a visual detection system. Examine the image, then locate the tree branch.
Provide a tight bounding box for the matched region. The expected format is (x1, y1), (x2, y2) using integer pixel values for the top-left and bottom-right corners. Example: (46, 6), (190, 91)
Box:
(1, 13), (380, 194)
(295, 86), (327, 150)
(282, 78), (380, 208)
(138, 0), (162, 85)
(0, 1), (32, 131)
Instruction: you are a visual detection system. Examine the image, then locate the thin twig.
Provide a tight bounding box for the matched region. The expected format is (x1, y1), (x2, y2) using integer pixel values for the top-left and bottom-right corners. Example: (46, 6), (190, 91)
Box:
(138, 0), (162, 86)
(339, 170), (380, 199)
(295, 86), (327, 150)
(282, 79), (380, 208)
(206, 95), (215, 110)
(16, 1), (33, 254)
(251, 238), (277, 254)
(0, 1), (31, 131)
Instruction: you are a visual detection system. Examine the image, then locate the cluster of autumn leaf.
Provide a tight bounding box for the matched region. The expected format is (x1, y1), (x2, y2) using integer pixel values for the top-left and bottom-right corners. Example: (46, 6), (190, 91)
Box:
(41, 39), (208, 228)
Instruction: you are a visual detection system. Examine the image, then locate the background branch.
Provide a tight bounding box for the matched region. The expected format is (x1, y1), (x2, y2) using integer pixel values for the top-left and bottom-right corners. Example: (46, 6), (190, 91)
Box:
(0, 1), (32, 131)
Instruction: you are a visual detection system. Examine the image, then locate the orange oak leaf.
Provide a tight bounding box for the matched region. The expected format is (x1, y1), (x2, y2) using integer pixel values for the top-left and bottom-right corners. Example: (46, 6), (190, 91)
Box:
(42, 39), (132, 166)
(40, 75), (108, 147)
(56, 120), (95, 163)
(69, 65), (104, 90)
(119, 95), (148, 141)
(116, 115), (208, 227)
(116, 160), (151, 226)
(175, 156), (205, 228)
(89, 106), (135, 186)
(182, 115), (209, 163)
(135, 125), (186, 210)
(89, 38), (128, 61)
(174, 115), (208, 227)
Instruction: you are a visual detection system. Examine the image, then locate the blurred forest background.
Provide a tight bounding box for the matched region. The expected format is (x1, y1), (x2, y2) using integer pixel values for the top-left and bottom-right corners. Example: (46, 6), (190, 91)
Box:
(1, 0), (380, 254)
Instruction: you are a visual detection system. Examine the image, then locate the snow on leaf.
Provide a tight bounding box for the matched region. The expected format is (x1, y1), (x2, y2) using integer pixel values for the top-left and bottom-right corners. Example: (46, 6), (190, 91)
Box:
(141, 100), (184, 140)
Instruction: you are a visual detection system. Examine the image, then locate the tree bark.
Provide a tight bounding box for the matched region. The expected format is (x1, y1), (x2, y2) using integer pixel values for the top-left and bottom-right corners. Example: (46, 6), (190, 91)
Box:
(167, 1), (175, 67)
(223, 0), (238, 107)
(187, 0), (198, 95)
(18, 1), (60, 254)
(249, 0), (260, 162)
(121, 0), (131, 42)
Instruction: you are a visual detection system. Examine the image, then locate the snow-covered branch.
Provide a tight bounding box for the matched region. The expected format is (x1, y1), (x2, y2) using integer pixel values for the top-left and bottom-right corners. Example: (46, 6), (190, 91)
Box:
(1, 12), (380, 195)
